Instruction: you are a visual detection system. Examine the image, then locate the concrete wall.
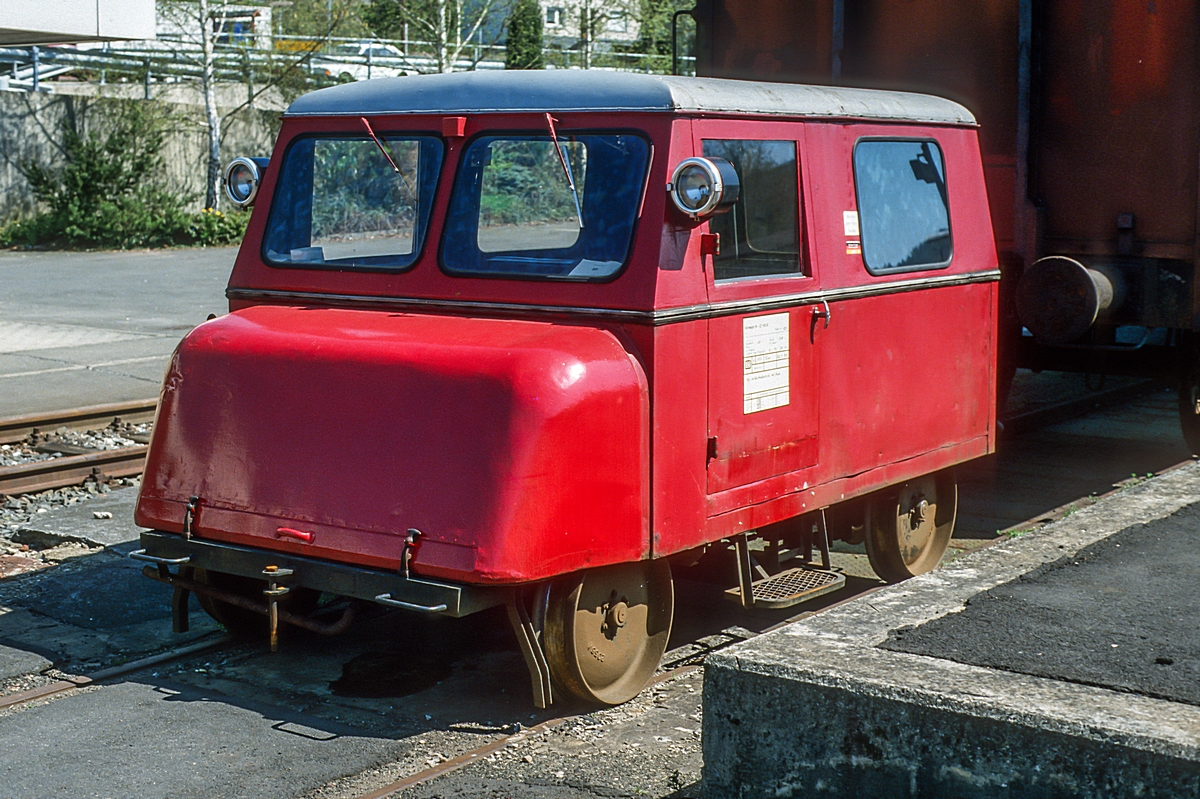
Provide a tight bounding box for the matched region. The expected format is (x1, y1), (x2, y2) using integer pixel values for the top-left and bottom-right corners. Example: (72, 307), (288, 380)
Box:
(0, 87), (278, 221)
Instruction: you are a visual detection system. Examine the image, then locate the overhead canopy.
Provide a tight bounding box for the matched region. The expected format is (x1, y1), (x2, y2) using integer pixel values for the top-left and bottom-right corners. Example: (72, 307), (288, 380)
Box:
(285, 71), (976, 127)
(0, 0), (154, 45)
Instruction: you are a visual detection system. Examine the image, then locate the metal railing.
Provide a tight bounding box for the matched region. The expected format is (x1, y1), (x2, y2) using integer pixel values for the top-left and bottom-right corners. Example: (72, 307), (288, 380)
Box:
(0, 35), (696, 97)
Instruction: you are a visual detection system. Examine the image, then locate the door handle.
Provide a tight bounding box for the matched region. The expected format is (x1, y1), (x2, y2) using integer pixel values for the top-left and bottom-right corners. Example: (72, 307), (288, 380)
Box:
(812, 300), (831, 329)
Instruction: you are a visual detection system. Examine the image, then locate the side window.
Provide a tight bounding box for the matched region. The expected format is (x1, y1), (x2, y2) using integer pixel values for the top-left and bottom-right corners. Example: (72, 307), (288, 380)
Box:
(701, 139), (802, 281)
(853, 139), (952, 274)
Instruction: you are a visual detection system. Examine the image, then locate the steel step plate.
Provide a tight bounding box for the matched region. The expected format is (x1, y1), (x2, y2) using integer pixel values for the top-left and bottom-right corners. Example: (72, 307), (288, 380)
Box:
(725, 566), (846, 609)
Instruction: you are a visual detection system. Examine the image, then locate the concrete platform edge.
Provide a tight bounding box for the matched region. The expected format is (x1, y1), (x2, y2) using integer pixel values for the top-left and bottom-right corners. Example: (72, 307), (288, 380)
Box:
(702, 461), (1200, 798)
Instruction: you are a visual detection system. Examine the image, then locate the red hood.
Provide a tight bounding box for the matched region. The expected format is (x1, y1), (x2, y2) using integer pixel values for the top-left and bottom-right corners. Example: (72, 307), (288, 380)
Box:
(135, 305), (649, 583)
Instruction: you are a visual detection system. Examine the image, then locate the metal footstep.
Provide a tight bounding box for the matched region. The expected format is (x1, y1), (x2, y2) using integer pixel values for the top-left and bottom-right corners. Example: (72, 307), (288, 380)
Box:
(725, 566), (846, 609)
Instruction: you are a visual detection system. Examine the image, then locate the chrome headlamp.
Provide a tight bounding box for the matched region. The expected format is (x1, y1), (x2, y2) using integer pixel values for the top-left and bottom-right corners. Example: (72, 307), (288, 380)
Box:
(223, 157), (268, 207)
(668, 157), (740, 220)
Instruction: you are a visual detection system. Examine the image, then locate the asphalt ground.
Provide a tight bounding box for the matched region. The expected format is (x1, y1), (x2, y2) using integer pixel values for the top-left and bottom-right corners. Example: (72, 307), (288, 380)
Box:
(0, 247), (234, 415)
(884, 500), (1200, 706)
(703, 460), (1200, 798)
(0, 247), (1193, 796)
(0, 374), (1190, 798)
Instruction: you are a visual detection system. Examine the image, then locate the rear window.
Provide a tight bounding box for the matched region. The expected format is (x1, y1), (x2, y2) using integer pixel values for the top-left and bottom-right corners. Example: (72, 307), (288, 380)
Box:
(441, 133), (650, 281)
(853, 139), (952, 274)
(263, 134), (443, 271)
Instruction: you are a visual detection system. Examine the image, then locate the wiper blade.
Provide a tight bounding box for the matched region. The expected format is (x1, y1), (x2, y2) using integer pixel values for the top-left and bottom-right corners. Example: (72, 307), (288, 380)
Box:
(545, 113), (584, 229)
(360, 117), (417, 202)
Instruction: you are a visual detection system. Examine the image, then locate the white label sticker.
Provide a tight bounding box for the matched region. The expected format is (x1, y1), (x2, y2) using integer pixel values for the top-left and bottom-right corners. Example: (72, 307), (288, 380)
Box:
(743, 313), (790, 414)
(843, 210), (860, 237)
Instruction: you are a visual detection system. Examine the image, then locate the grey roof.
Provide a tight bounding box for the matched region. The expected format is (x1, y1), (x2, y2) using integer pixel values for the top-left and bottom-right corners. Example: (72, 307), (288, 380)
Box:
(285, 71), (976, 126)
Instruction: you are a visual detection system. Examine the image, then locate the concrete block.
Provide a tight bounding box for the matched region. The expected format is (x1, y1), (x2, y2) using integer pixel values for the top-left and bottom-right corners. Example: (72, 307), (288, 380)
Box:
(703, 463), (1200, 798)
(14, 487), (143, 549)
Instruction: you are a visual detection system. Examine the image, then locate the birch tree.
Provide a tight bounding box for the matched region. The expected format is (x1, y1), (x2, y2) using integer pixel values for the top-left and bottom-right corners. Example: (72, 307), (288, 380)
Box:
(157, 0), (349, 208)
(363, 0), (505, 73)
(565, 0), (639, 70)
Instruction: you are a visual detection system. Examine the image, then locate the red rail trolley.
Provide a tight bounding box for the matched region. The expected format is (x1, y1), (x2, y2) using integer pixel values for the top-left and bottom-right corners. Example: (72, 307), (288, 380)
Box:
(132, 71), (998, 707)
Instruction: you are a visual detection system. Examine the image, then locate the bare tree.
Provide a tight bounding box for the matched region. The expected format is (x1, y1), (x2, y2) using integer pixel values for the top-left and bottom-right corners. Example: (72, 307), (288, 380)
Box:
(570, 0), (639, 69)
(364, 0), (504, 74)
(157, 0), (347, 208)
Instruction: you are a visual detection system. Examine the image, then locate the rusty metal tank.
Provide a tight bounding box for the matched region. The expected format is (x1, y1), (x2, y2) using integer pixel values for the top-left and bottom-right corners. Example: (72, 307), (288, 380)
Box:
(690, 0), (1200, 449)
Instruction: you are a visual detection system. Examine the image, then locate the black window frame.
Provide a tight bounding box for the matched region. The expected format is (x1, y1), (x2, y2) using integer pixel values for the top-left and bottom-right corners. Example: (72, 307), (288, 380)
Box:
(852, 136), (954, 276)
(701, 137), (805, 284)
(260, 131), (447, 275)
(437, 128), (652, 284)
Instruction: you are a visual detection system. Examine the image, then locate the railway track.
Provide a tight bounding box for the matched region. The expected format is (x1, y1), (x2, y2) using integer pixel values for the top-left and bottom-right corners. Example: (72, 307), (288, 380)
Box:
(0, 400), (156, 497)
(347, 460), (1200, 798)
(348, 582), (892, 799)
(0, 635), (228, 713)
(0, 384), (1187, 798)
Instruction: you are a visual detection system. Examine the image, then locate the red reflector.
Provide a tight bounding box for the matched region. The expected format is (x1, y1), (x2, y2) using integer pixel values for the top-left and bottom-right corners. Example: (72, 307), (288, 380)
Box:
(443, 116), (467, 137)
(276, 527), (314, 543)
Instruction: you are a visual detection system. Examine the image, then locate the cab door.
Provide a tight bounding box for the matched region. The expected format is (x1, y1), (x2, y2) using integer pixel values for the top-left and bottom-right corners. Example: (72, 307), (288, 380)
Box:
(698, 123), (823, 497)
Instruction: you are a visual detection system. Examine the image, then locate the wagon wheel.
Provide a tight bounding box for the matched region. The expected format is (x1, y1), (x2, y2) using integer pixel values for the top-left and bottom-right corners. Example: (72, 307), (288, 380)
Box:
(1180, 378), (1200, 456)
(194, 568), (320, 639)
(1179, 352), (1200, 456)
(544, 560), (673, 706)
(865, 471), (957, 583)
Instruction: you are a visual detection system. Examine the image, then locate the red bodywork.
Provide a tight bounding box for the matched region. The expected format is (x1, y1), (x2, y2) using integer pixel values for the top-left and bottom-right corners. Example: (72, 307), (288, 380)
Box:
(136, 108), (998, 586)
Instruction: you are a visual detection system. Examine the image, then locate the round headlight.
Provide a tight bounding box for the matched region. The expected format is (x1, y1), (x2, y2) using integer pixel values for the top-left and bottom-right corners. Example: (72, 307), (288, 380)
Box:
(223, 157), (261, 207)
(669, 157), (740, 220)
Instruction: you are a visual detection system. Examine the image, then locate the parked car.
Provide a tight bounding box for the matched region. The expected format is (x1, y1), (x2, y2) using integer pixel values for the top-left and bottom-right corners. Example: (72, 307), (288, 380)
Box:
(312, 41), (406, 82)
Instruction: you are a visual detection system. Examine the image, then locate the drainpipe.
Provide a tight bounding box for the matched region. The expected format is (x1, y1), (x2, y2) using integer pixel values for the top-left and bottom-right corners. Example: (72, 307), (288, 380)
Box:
(831, 0), (844, 81)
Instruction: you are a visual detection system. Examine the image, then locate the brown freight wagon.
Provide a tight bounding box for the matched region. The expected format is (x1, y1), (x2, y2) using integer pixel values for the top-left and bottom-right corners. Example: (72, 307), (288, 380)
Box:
(687, 0), (1200, 450)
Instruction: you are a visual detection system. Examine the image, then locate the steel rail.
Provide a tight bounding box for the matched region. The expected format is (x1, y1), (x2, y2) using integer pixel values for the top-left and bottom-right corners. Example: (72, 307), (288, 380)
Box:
(0, 399), (157, 445)
(0, 445), (148, 497)
(348, 460), (1200, 798)
(349, 592), (867, 799)
(354, 665), (708, 799)
(0, 399), (157, 496)
(0, 635), (228, 713)
(2, 460), (1183, 787)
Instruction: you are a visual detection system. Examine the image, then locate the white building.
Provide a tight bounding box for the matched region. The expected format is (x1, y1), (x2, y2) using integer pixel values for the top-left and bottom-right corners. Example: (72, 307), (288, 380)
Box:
(154, 3), (272, 51)
(0, 0), (155, 45)
(541, 0), (640, 50)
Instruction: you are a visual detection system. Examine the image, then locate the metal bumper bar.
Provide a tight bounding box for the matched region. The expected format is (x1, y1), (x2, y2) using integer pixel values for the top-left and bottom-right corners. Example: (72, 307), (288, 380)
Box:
(135, 530), (509, 618)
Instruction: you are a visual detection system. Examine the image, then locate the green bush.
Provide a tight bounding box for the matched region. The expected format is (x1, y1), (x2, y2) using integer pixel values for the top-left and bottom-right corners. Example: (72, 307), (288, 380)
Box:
(184, 207), (252, 247)
(479, 139), (583, 226)
(0, 100), (250, 250)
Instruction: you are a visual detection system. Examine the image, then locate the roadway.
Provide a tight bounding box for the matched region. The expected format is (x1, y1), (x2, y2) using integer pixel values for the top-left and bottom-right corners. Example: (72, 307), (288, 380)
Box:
(0, 247), (235, 416)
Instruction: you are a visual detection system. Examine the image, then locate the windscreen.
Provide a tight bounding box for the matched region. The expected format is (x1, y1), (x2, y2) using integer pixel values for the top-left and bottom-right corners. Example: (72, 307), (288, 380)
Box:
(263, 134), (443, 270)
(441, 133), (650, 280)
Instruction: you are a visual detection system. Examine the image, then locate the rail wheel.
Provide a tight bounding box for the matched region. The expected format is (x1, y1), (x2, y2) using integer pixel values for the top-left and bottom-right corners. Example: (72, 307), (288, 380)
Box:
(1176, 343), (1200, 453)
(1180, 380), (1200, 455)
(865, 471), (957, 583)
(194, 568), (320, 638)
(544, 560), (673, 706)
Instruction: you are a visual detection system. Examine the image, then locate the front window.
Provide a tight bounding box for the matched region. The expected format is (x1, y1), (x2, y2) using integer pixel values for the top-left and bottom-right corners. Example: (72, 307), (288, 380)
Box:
(441, 133), (650, 281)
(263, 134), (443, 271)
(853, 139), (952, 274)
